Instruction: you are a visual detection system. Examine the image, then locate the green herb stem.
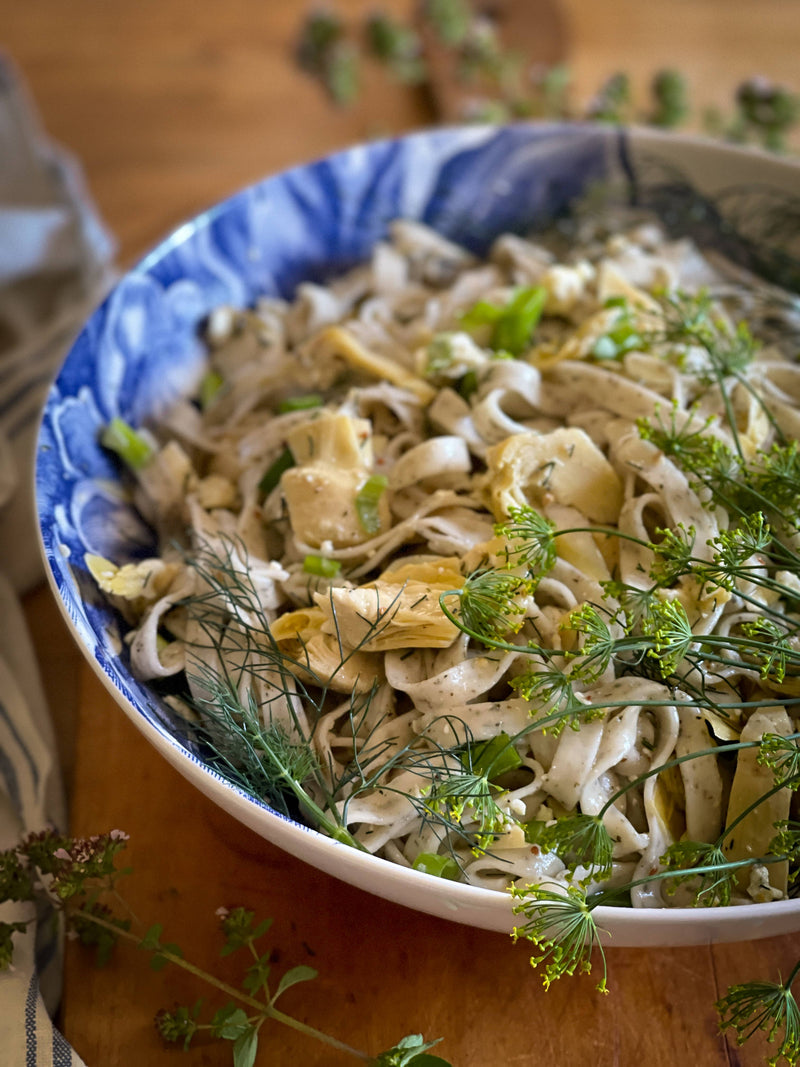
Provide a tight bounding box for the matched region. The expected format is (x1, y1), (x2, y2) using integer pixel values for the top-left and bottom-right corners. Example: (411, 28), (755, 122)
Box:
(590, 852), (789, 908)
(73, 907), (372, 1061)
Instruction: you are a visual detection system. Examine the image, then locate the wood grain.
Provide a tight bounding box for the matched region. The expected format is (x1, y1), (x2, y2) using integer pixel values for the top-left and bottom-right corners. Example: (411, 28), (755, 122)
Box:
(10, 1), (800, 1063)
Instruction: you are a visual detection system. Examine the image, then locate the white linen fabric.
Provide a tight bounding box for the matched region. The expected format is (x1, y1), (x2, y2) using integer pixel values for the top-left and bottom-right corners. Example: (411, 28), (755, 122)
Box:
(0, 53), (115, 1067)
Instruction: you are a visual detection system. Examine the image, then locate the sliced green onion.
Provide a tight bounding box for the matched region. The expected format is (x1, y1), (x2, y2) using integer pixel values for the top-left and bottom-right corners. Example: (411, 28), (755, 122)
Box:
(466, 732), (522, 780)
(460, 299), (504, 331)
(100, 417), (154, 471)
(199, 369), (224, 410)
(491, 286), (546, 355)
(412, 852), (461, 880)
(592, 335), (620, 360)
(278, 393), (324, 413)
(303, 554), (342, 578)
(355, 474), (388, 534)
(591, 317), (643, 360)
(259, 446), (295, 495)
(461, 286), (546, 356)
(458, 369), (478, 400)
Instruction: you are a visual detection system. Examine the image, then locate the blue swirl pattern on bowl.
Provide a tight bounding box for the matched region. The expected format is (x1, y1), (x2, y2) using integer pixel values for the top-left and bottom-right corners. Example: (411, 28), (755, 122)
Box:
(36, 124), (617, 758)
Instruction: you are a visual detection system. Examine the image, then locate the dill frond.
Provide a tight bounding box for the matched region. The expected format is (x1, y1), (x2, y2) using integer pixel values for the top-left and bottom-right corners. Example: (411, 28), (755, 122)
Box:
(717, 963), (800, 1067)
(660, 840), (738, 907)
(537, 814), (614, 885)
(739, 618), (793, 683)
(449, 568), (531, 643)
(494, 505), (557, 577)
(424, 770), (510, 851)
(759, 734), (800, 790)
(648, 524), (697, 587)
(769, 821), (800, 868)
(189, 662), (317, 814)
(510, 664), (601, 735)
(751, 441), (800, 519)
(641, 599), (695, 677)
(562, 604), (618, 682)
(510, 883), (608, 993)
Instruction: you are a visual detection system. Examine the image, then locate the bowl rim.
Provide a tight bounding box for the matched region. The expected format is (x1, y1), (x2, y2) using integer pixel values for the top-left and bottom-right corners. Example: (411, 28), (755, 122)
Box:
(35, 120), (800, 942)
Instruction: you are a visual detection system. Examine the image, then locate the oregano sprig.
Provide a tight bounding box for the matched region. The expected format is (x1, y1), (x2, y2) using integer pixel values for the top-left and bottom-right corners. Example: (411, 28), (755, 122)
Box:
(0, 831), (449, 1066)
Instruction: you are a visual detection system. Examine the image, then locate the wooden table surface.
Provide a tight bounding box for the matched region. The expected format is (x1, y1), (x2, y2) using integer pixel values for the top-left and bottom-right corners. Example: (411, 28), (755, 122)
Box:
(7, 1), (800, 1064)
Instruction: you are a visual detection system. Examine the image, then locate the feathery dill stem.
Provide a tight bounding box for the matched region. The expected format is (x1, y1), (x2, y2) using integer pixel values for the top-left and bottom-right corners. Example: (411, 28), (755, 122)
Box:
(595, 736), (772, 820)
(590, 853), (788, 908)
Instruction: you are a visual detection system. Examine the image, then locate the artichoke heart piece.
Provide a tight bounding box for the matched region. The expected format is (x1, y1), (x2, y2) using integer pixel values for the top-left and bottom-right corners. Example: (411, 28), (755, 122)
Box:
(269, 606), (382, 694)
(281, 413), (391, 549)
(313, 559), (464, 652)
(85, 553), (181, 603)
(485, 427), (623, 525)
(285, 412), (373, 468)
(722, 706), (793, 895)
(313, 325), (436, 404)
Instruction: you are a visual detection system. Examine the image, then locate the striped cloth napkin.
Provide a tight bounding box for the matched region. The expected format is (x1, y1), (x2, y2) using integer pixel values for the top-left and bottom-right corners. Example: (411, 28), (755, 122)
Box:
(0, 54), (115, 1066)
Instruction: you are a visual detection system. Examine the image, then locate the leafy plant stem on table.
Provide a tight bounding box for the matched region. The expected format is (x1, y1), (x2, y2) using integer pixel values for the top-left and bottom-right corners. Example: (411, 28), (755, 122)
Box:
(0, 830), (450, 1066)
(294, 1), (799, 150)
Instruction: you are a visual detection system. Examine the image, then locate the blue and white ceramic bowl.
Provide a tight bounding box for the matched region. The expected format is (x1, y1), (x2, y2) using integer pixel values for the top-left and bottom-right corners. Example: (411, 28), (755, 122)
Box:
(35, 123), (800, 946)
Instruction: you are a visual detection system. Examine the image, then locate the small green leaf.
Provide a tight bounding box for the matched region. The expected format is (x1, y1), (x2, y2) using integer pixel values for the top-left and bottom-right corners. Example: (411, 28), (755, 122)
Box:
(372, 1033), (449, 1066)
(140, 923), (163, 951)
(200, 369), (224, 409)
(101, 417), (154, 471)
(251, 918), (273, 940)
(211, 1004), (251, 1041)
(242, 953), (272, 995)
(457, 369), (478, 399)
(232, 1026), (259, 1067)
(274, 964), (318, 1000)
(259, 447), (295, 496)
(461, 286), (546, 356)
(0, 921), (30, 970)
(278, 393), (324, 413)
(466, 732), (522, 781)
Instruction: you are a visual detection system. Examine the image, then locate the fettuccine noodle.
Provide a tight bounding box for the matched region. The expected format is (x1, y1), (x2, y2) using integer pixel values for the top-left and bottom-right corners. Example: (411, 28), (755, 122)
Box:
(89, 216), (800, 908)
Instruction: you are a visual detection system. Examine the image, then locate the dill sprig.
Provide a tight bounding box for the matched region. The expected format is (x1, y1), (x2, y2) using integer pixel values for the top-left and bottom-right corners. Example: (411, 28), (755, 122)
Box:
(535, 814), (614, 885)
(760, 734), (800, 789)
(494, 506), (557, 575)
(176, 539), (415, 847)
(659, 840), (739, 906)
(424, 769), (510, 851)
(510, 883), (608, 993)
(654, 288), (760, 383)
(661, 769), (800, 905)
(188, 664), (363, 847)
(717, 960), (800, 1067)
(510, 661), (603, 735)
(446, 568), (532, 643)
(769, 821), (800, 869)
